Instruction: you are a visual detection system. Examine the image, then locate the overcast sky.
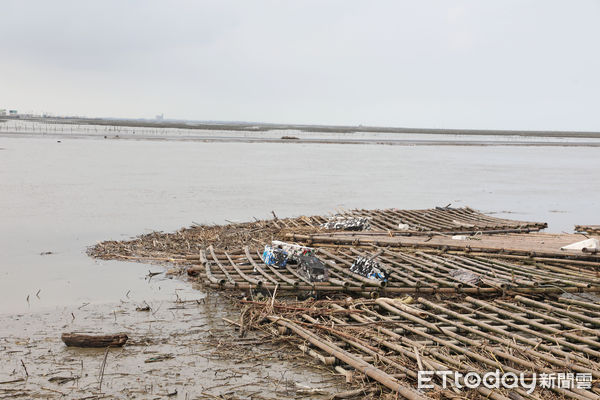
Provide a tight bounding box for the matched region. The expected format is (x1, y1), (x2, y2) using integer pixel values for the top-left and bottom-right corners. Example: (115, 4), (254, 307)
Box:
(1, 1), (599, 130)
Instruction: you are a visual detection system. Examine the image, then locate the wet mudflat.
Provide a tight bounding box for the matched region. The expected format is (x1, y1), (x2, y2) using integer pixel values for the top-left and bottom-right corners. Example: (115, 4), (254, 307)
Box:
(0, 289), (348, 399)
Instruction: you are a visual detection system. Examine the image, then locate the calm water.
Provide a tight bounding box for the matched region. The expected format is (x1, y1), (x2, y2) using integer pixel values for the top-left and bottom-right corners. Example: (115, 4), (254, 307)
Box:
(1, 136), (598, 313)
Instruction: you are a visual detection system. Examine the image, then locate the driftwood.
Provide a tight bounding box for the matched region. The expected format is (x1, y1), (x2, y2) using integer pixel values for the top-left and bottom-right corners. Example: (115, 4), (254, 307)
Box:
(61, 333), (128, 348)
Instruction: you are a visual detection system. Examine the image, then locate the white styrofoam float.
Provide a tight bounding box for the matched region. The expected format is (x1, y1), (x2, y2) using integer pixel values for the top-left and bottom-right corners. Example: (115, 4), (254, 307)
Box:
(560, 238), (600, 251)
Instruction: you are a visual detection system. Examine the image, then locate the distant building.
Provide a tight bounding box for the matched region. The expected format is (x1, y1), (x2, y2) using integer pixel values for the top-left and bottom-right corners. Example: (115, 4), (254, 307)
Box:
(9, 110), (18, 115)
(0, 109), (6, 116)
(155, 114), (164, 121)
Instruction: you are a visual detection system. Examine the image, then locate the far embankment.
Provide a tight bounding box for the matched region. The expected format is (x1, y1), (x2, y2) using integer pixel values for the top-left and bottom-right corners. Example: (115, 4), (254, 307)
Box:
(5, 115), (600, 138)
(2, 117), (600, 146)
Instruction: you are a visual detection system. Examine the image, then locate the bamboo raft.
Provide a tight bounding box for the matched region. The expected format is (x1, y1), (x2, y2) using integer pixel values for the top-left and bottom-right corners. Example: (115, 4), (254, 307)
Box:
(87, 206), (600, 398)
(195, 244), (600, 296)
(340, 206), (547, 233)
(257, 207), (547, 234)
(241, 295), (600, 399)
(89, 206), (548, 263)
(287, 232), (600, 263)
(576, 225), (600, 235)
(207, 207), (548, 236)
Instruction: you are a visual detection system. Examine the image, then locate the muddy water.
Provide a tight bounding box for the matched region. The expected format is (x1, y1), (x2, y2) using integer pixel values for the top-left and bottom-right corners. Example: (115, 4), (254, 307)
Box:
(1, 136), (599, 313)
(0, 292), (348, 399)
(1, 135), (598, 398)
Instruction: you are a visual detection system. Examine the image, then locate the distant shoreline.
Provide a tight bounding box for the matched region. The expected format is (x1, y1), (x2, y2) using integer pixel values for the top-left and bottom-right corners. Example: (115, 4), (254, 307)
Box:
(2, 131), (600, 147)
(4, 116), (600, 139)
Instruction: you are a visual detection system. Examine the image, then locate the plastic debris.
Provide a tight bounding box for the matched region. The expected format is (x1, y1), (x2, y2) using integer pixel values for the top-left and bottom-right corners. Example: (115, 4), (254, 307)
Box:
(449, 269), (481, 285)
(350, 256), (389, 282)
(561, 238), (599, 252)
(297, 255), (329, 282)
(268, 241), (328, 282)
(451, 235), (469, 240)
(321, 217), (370, 231)
(271, 240), (314, 263)
(397, 223), (411, 230)
(262, 245), (288, 268)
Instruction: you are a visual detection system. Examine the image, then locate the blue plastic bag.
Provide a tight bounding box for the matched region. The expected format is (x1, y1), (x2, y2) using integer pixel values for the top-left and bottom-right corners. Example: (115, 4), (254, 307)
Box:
(263, 245), (288, 267)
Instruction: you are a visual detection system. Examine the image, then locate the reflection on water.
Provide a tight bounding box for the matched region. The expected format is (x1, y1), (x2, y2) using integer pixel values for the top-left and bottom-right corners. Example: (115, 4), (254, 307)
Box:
(0, 136), (598, 313)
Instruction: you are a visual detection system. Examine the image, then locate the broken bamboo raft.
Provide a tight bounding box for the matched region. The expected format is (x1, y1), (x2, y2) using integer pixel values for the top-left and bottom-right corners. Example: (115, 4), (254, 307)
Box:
(88, 206), (548, 263)
(86, 206), (600, 398)
(240, 295), (600, 399)
(194, 244), (600, 296)
(245, 207), (547, 234)
(288, 232), (600, 263)
(340, 206), (547, 233)
(576, 225), (600, 236)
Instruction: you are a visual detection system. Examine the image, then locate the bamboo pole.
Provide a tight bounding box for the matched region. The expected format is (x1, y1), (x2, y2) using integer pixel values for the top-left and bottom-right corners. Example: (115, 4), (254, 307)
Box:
(464, 297), (600, 357)
(515, 295), (600, 327)
(418, 298), (600, 377)
(268, 316), (428, 399)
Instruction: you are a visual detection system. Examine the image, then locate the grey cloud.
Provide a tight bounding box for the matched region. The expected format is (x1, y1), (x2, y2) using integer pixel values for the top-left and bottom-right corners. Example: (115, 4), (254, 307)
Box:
(1, 0), (599, 130)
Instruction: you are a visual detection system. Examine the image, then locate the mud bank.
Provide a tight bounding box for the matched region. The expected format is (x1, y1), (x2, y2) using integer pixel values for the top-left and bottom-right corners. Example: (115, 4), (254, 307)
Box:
(0, 291), (349, 399)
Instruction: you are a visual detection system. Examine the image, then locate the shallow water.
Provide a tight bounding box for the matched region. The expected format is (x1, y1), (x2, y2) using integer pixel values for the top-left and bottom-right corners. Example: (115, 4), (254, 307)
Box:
(1, 136), (599, 313)
(0, 293), (347, 399)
